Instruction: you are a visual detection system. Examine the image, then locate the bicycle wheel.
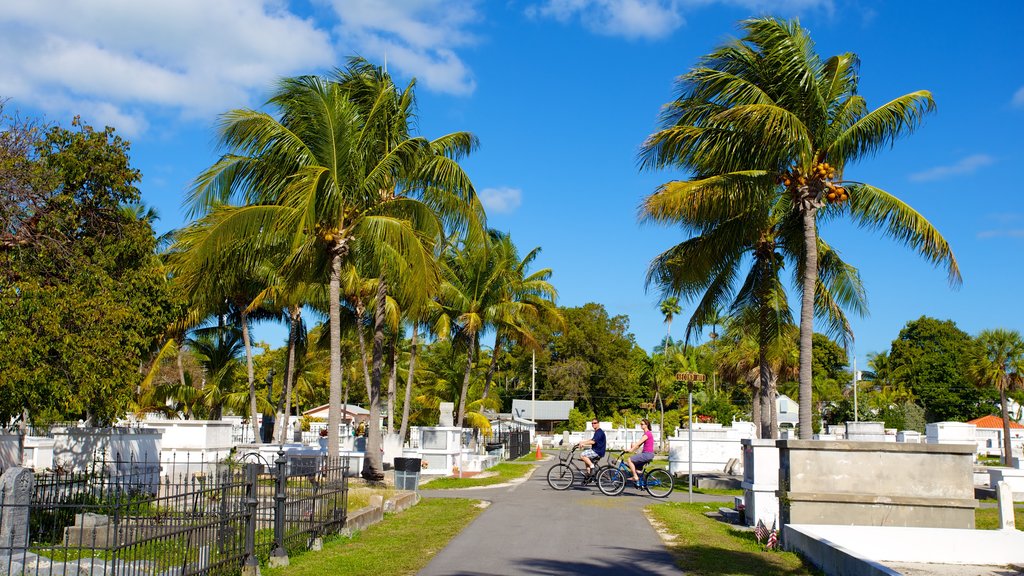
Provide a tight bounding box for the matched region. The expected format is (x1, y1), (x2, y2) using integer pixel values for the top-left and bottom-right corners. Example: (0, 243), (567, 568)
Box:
(644, 468), (674, 498)
(546, 463), (575, 490)
(597, 466), (626, 496)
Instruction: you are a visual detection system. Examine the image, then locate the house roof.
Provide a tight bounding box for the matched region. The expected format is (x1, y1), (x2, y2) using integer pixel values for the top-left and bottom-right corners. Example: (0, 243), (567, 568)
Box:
(302, 403), (370, 418)
(967, 415), (1024, 430)
(511, 400), (573, 420)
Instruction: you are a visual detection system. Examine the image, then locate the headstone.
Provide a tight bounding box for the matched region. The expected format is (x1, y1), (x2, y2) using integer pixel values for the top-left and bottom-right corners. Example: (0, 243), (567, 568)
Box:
(998, 481), (1016, 530)
(0, 468), (34, 554)
(439, 402), (455, 427)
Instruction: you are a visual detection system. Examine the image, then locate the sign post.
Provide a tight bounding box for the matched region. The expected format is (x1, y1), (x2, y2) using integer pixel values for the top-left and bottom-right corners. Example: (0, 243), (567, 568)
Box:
(675, 371), (706, 503)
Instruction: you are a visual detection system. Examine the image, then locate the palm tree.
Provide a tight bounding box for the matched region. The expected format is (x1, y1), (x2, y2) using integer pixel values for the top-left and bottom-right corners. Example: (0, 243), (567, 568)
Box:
(970, 329), (1024, 466)
(188, 61), (482, 474)
(434, 236), (513, 427)
(659, 297), (681, 348)
(479, 231), (560, 405)
(641, 17), (959, 438)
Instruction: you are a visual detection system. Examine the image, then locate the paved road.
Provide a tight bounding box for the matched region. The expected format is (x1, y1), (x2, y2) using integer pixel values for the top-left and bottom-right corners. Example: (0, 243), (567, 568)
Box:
(417, 460), (732, 575)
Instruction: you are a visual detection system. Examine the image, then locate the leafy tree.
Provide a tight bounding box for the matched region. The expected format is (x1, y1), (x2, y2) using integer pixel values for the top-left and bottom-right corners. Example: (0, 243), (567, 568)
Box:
(0, 114), (175, 424)
(969, 329), (1024, 465)
(889, 317), (990, 422)
(640, 17), (959, 438)
(541, 304), (649, 416)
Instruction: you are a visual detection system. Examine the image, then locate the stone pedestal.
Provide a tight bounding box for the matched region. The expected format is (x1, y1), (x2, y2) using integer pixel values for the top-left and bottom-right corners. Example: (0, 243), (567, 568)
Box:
(988, 467), (1024, 501)
(741, 439), (779, 528)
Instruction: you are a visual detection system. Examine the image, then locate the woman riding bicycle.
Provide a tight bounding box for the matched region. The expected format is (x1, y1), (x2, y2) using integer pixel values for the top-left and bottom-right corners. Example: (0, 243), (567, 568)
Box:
(626, 419), (655, 484)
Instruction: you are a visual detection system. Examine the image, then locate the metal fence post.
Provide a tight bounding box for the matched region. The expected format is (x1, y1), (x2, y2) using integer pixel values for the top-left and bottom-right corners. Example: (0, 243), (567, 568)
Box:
(269, 448), (289, 568)
(242, 463), (260, 576)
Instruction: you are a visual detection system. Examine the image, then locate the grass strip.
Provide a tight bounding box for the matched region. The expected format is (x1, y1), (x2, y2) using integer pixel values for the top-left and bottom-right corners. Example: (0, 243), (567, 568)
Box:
(265, 498), (482, 576)
(421, 463), (535, 489)
(648, 502), (821, 576)
(976, 506), (1024, 530)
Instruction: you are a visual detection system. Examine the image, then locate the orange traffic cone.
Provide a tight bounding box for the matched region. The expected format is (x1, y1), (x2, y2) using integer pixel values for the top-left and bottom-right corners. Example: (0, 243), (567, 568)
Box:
(535, 442), (542, 460)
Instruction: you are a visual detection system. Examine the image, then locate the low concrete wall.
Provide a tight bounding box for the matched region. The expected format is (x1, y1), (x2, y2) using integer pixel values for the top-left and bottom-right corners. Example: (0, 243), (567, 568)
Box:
(778, 440), (977, 529)
(784, 525), (899, 576)
(385, 492), (419, 513)
(342, 505), (384, 536)
(787, 524), (1024, 567)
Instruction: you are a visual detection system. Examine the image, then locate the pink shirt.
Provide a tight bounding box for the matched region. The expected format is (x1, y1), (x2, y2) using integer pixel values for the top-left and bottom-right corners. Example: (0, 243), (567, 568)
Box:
(642, 429), (655, 453)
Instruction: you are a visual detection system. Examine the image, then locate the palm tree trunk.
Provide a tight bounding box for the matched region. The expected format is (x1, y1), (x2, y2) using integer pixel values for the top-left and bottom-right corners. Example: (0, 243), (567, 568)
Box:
(328, 254), (343, 459)
(355, 296), (373, 399)
(386, 342), (398, 435)
(363, 280), (387, 481)
(241, 312), (259, 444)
(1002, 388), (1013, 466)
(176, 344), (187, 388)
(279, 306), (300, 444)
(481, 332), (502, 404)
(457, 333), (476, 427)
(759, 344), (772, 439)
(798, 206), (819, 439)
(751, 380), (762, 440)
(399, 325), (418, 443)
(769, 373), (779, 440)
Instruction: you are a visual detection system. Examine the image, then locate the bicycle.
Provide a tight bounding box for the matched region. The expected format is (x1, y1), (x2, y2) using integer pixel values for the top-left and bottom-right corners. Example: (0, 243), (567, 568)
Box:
(545, 444), (604, 490)
(596, 451), (674, 498)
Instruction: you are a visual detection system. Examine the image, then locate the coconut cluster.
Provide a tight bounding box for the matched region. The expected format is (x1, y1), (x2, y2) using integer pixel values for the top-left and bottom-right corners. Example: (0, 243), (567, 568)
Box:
(778, 162), (848, 204)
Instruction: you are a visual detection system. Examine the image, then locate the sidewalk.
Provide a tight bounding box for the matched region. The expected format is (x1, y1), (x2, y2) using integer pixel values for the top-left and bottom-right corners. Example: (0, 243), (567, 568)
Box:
(416, 457), (732, 575)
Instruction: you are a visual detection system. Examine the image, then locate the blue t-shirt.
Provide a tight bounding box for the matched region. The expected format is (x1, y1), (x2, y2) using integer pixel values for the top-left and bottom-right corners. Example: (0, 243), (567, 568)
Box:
(591, 428), (606, 457)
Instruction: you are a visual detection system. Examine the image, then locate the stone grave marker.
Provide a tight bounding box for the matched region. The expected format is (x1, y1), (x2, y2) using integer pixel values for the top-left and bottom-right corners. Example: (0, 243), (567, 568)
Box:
(0, 467), (34, 555)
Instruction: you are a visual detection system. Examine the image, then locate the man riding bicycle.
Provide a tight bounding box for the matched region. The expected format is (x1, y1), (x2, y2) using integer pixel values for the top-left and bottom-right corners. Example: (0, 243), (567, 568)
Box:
(578, 419), (606, 480)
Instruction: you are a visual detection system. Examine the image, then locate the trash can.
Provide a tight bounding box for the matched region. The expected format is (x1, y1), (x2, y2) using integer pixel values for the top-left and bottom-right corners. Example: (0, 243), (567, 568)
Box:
(393, 457), (422, 491)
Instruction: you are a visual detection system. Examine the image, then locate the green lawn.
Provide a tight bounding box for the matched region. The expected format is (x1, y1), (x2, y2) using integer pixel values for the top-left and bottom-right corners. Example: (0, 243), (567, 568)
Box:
(648, 502), (822, 576)
(976, 506), (1024, 530)
(420, 463), (535, 489)
(264, 498), (483, 576)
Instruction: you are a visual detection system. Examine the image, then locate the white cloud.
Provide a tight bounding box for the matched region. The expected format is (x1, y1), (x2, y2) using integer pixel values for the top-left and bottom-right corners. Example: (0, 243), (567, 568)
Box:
(977, 229), (1024, 239)
(1013, 86), (1024, 108)
(326, 0), (479, 96)
(479, 187), (523, 214)
(908, 154), (995, 182)
(525, 0), (833, 40)
(0, 0), (335, 136)
(526, 0), (684, 39)
(977, 213), (1024, 239)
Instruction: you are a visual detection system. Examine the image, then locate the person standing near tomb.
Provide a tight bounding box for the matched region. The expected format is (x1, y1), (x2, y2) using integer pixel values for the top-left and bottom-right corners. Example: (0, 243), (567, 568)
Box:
(578, 419), (606, 480)
(626, 419), (655, 485)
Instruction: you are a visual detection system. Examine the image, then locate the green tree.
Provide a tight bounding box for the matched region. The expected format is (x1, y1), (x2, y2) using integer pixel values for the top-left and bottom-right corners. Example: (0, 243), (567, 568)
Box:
(0, 115), (175, 425)
(640, 17), (959, 438)
(889, 317), (989, 422)
(969, 329), (1024, 465)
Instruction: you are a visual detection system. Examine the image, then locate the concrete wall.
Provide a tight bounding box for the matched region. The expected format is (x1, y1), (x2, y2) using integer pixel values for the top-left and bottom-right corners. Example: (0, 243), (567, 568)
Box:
(777, 440), (977, 529)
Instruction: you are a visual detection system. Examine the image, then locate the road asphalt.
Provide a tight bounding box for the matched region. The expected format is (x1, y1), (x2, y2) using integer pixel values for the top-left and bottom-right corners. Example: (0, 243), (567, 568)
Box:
(416, 459), (733, 575)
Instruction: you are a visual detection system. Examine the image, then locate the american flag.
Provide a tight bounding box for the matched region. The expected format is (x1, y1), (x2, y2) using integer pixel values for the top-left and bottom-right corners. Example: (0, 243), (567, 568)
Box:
(753, 519), (768, 544)
(765, 520), (778, 550)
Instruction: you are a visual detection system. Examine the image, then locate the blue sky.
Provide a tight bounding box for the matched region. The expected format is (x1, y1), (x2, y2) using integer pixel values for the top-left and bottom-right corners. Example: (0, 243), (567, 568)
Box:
(3, 0), (1022, 369)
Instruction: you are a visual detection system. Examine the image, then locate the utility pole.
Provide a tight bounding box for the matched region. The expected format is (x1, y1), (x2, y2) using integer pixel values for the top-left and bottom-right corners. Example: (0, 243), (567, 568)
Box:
(531, 349), (536, 427)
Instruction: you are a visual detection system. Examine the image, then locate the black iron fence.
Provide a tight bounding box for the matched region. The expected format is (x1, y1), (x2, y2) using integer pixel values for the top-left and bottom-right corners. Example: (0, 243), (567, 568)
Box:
(0, 453), (349, 576)
(480, 429), (531, 460)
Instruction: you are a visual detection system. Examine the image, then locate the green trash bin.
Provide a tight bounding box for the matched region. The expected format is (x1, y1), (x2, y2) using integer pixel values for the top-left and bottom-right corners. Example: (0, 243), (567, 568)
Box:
(394, 457), (422, 491)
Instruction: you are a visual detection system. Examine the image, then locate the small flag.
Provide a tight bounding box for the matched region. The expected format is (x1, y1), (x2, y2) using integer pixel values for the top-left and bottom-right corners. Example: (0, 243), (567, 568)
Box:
(765, 520), (778, 550)
(754, 519), (768, 543)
